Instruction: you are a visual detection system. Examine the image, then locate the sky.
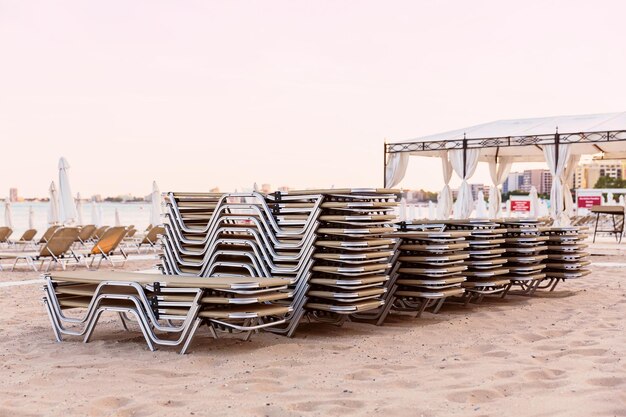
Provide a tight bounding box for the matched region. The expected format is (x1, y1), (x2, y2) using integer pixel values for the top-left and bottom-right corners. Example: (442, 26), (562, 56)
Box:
(1, 0), (625, 198)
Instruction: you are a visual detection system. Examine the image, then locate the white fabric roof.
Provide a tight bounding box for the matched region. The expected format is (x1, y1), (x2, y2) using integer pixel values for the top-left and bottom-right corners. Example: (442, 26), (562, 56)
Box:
(393, 112), (626, 162)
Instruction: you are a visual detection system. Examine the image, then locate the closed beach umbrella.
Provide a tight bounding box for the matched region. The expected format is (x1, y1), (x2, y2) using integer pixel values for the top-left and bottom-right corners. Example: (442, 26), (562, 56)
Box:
(417, 204), (424, 219)
(114, 208), (121, 226)
(620, 195), (625, 207)
(475, 190), (488, 218)
(48, 181), (60, 225)
(149, 181), (162, 226)
(4, 199), (13, 229)
(399, 197), (407, 221)
(58, 157), (78, 224)
(28, 206), (35, 229)
(91, 198), (101, 226)
(76, 192), (84, 225)
(529, 186), (539, 218)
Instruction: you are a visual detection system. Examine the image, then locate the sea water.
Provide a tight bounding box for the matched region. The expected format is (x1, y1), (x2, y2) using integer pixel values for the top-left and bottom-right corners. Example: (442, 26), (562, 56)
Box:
(1, 202), (152, 239)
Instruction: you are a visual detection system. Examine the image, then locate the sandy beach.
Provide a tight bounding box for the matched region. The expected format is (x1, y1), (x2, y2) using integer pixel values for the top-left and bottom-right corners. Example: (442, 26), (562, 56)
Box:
(0, 253), (624, 417)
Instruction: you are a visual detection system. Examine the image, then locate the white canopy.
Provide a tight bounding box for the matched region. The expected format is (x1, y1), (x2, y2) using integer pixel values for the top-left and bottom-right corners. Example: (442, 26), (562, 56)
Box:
(385, 112), (626, 224)
(388, 112), (626, 163)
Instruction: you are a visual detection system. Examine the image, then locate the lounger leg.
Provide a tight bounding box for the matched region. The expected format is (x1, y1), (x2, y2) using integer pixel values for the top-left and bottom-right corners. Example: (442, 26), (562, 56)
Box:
(84, 309), (106, 344)
(118, 312), (129, 331)
(43, 299), (63, 342)
(550, 278), (561, 292)
(415, 299), (429, 318)
(501, 283), (513, 299)
(432, 298), (446, 314)
(180, 318), (202, 355)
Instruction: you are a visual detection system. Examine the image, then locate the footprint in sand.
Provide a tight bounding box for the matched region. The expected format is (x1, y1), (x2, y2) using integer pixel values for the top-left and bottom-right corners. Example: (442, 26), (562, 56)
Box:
(289, 399), (366, 413)
(446, 389), (504, 403)
(586, 377), (625, 387)
(524, 368), (567, 381)
(223, 377), (283, 394)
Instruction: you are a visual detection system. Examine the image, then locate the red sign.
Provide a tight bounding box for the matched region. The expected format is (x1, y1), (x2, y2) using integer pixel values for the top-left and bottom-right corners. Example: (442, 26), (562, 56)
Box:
(577, 195), (602, 208)
(511, 200), (531, 212)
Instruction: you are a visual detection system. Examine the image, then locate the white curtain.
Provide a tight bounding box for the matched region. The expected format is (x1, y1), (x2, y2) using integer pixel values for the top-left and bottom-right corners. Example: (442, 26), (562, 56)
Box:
(543, 144), (571, 226)
(385, 153), (409, 188)
(562, 154), (580, 217)
(436, 151), (453, 219)
(450, 148), (480, 219)
(529, 186), (539, 218)
(488, 155), (512, 219)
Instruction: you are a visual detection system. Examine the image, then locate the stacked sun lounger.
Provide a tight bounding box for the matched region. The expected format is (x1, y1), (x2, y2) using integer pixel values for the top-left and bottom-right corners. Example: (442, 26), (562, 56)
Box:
(161, 190), (324, 336)
(540, 226), (591, 290)
(42, 271), (294, 353)
(498, 219), (549, 295)
(375, 226), (469, 320)
(297, 189), (399, 319)
(443, 220), (511, 302)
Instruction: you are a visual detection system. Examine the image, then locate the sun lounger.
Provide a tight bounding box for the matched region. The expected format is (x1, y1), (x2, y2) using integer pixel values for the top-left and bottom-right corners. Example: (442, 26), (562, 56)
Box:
(137, 226), (164, 253)
(0, 227), (13, 245)
(539, 227), (591, 291)
(73, 226), (129, 269)
(38, 225), (61, 244)
(76, 225), (97, 246)
(8, 229), (38, 249)
(42, 270), (294, 353)
(0, 227), (80, 271)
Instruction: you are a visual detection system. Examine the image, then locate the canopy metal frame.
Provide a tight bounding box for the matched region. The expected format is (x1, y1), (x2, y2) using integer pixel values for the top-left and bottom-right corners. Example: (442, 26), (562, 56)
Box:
(384, 129), (626, 187)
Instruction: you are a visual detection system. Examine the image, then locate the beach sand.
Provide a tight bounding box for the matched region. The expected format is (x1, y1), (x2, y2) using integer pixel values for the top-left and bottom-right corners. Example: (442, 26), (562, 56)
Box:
(0, 256), (624, 417)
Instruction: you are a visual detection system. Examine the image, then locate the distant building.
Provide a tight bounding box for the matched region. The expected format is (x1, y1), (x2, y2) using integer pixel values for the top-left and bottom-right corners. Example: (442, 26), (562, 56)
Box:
(9, 188), (18, 202)
(209, 187), (220, 193)
(470, 184), (489, 200)
(261, 183), (272, 193)
(277, 186), (290, 193)
(519, 169), (552, 194)
(91, 194), (103, 202)
(574, 160), (626, 188)
(503, 172), (524, 194)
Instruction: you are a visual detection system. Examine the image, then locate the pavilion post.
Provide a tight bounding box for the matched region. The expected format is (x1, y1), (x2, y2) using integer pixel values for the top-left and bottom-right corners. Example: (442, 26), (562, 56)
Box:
(383, 140), (387, 188)
(462, 134), (467, 178)
(555, 128), (560, 170)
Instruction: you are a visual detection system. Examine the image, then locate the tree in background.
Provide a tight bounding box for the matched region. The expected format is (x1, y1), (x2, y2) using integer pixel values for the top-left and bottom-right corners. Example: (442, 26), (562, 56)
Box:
(594, 176), (626, 189)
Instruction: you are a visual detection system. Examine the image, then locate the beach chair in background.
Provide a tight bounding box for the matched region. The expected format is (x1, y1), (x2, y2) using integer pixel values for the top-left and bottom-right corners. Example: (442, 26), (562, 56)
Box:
(74, 226), (128, 269)
(0, 227), (13, 247)
(92, 226), (109, 242)
(0, 227), (80, 271)
(137, 226), (164, 253)
(38, 225), (61, 244)
(76, 225), (97, 246)
(9, 229), (38, 250)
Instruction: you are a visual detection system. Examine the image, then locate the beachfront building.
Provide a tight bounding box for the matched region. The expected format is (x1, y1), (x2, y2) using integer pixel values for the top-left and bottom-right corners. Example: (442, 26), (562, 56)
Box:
(503, 172), (524, 194)
(574, 160), (626, 188)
